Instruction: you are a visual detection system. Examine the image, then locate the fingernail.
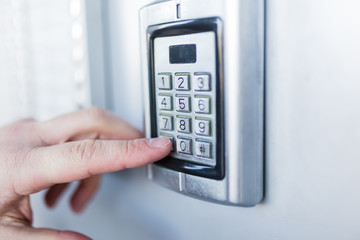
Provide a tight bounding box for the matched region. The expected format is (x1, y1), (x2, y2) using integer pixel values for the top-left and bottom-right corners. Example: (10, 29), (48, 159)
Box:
(148, 137), (171, 148)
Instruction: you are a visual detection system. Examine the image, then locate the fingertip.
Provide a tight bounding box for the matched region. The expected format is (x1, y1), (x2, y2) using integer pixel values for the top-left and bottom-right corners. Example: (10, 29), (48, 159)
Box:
(45, 195), (55, 208)
(70, 195), (88, 214)
(70, 193), (86, 214)
(44, 190), (56, 208)
(58, 230), (92, 240)
(70, 176), (101, 214)
(44, 184), (69, 209)
(147, 137), (172, 149)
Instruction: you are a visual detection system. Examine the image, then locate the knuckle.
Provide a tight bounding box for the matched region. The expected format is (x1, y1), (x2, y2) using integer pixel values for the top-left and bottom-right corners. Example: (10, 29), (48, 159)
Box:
(70, 139), (98, 164)
(4, 122), (25, 136)
(119, 140), (131, 160)
(118, 140), (143, 168)
(86, 107), (107, 123)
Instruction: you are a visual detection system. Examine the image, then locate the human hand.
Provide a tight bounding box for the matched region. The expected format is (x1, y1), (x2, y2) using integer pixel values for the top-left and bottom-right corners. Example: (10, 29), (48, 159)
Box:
(0, 107), (171, 240)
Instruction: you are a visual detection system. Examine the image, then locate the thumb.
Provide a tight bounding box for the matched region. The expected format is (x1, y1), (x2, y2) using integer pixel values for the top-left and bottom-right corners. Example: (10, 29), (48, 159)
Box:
(0, 225), (91, 240)
(14, 137), (171, 195)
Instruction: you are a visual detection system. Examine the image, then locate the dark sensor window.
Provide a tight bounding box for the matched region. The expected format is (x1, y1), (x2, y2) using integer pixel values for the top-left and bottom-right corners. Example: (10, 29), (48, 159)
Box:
(169, 44), (196, 64)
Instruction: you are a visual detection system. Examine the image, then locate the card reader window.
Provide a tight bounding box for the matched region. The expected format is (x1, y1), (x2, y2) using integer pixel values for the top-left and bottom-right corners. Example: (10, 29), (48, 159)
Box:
(169, 44), (197, 64)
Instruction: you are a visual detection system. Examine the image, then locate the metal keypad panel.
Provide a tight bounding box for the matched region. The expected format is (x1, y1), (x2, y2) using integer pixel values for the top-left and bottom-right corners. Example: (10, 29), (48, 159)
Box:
(156, 72), (216, 166)
(153, 32), (217, 167)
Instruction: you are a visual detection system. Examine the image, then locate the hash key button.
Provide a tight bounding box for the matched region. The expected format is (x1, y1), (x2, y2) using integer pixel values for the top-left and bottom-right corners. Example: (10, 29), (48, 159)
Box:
(195, 141), (212, 158)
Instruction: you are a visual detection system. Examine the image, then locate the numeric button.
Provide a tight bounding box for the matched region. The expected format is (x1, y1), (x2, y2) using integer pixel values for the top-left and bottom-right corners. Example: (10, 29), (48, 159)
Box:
(195, 119), (211, 136)
(158, 95), (172, 111)
(157, 73), (172, 90)
(176, 116), (191, 133)
(194, 96), (210, 114)
(194, 74), (211, 91)
(175, 95), (191, 112)
(159, 115), (173, 130)
(176, 138), (192, 155)
(175, 74), (190, 91)
(160, 134), (175, 151)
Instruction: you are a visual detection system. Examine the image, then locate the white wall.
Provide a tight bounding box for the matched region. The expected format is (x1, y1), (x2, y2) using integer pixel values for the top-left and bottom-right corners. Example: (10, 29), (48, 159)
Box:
(31, 0), (360, 239)
(0, 0), (90, 125)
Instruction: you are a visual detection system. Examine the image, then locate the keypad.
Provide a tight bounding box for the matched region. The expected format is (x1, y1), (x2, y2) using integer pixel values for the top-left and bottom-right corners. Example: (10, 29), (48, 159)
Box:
(155, 72), (216, 166)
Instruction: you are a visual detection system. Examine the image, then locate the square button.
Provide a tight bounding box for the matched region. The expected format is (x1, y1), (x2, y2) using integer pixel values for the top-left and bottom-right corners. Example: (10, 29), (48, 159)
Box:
(195, 141), (212, 158)
(194, 96), (210, 114)
(194, 74), (211, 91)
(160, 133), (175, 151)
(176, 116), (191, 133)
(175, 95), (191, 112)
(159, 115), (173, 131)
(177, 138), (192, 154)
(195, 119), (211, 136)
(157, 73), (172, 90)
(158, 95), (172, 110)
(175, 74), (190, 91)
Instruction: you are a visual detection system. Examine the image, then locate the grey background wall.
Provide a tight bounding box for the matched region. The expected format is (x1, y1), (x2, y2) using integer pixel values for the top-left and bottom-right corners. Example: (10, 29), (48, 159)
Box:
(32, 0), (360, 239)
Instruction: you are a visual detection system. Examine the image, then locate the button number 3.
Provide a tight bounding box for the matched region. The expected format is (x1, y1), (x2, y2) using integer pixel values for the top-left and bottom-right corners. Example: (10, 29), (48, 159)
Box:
(194, 74), (210, 91)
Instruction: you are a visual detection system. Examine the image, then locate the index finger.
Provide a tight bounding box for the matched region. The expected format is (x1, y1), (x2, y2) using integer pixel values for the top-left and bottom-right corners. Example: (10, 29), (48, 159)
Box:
(14, 137), (171, 195)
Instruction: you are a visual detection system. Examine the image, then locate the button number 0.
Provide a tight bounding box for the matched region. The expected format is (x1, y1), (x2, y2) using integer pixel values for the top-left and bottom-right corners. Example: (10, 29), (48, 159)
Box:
(176, 138), (192, 154)
(179, 140), (187, 151)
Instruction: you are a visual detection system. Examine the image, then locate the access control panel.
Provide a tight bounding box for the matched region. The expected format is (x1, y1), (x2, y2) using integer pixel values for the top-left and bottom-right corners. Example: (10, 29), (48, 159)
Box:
(149, 18), (224, 179)
(141, 0), (264, 206)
